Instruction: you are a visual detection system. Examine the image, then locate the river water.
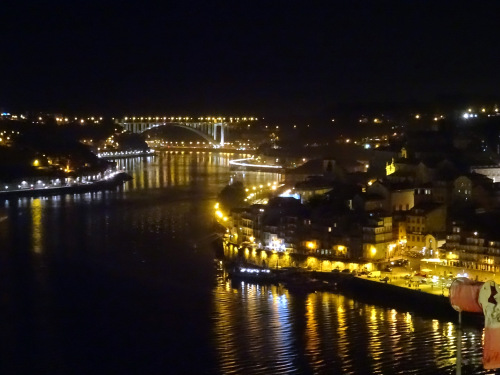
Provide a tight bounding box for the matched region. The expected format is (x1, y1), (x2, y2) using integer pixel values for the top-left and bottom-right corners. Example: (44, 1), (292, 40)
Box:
(0, 151), (492, 375)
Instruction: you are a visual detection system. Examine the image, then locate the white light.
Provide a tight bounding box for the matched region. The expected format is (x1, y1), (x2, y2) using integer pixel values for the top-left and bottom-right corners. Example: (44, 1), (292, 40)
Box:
(229, 158), (282, 169)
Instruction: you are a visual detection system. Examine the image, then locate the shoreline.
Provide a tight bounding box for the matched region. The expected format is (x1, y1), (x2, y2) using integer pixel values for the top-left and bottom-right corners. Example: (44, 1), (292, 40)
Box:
(226, 263), (483, 325)
(0, 172), (132, 199)
(215, 239), (483, 325)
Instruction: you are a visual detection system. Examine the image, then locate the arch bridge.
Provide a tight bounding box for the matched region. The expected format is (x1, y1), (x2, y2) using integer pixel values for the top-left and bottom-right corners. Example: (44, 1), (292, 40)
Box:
(119, 118), (226, 146)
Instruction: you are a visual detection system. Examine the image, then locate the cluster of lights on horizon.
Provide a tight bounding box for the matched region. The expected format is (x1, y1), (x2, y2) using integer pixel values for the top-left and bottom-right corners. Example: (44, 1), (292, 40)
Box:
(122, 116), (258, 122)
(97, 149), (155, 158)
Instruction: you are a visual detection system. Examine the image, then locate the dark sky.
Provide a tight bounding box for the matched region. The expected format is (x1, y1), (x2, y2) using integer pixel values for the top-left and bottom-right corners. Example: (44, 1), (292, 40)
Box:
(1, 1), (499, 117)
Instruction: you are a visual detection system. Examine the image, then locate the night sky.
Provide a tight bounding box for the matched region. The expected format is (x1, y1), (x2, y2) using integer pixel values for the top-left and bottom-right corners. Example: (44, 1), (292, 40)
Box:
(2, 1), (499, 118)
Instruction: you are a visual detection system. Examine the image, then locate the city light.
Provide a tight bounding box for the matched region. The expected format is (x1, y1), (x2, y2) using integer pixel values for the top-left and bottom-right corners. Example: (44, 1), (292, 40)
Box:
(229, 157), (283, 169)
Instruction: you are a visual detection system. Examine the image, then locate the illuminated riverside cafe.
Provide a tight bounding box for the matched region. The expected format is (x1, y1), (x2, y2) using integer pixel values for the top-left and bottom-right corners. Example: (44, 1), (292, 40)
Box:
(222, 240), (377, 273)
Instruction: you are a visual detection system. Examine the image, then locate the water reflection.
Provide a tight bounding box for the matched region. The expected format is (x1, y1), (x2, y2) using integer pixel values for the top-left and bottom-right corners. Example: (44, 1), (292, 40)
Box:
(116, 151), (281, 193)
(213, 277), (487, 375)
(30, 198), (43, 254)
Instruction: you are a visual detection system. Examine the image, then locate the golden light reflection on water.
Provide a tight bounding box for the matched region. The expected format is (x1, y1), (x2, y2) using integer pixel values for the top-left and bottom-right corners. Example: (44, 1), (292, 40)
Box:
(305, 295), (319, 358)
(31, 198), (43, 253)
(211, 273), (488, 373)
(432, 319), (440, 334)
(406, 312), (414, 333)
(119, 151), (280, 193)
(336, 294), (351, 370)
(368, 306), (383, 363)
(388, 309), (400, 358)
(446, 321), (454, 340)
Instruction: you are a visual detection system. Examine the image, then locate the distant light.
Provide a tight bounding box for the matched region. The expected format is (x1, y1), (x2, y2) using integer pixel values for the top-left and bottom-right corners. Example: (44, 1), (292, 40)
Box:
(415, 114), (420, 119)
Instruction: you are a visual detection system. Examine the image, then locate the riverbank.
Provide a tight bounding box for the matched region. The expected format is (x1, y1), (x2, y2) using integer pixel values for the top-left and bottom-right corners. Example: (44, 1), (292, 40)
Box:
(0, 171), (132, 199)
(97, 150), (155, 158)
(224, 261), (483, 324)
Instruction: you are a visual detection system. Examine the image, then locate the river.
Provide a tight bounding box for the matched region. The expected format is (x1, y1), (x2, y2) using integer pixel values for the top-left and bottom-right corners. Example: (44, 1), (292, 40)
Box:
(0, 151), (489, 374)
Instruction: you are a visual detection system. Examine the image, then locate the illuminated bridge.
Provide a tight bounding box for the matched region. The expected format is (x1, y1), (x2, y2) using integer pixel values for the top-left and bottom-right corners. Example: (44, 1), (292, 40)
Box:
(119, 117), (226, 146)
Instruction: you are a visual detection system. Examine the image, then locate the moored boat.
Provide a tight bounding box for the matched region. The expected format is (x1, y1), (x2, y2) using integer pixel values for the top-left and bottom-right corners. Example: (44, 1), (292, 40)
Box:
(227, 264), (276, 283)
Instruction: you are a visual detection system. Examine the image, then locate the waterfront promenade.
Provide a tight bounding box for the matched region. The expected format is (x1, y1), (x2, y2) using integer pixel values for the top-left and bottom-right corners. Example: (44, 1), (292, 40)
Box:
(0, 171), (131, 199)
(219, 240), (485, 323)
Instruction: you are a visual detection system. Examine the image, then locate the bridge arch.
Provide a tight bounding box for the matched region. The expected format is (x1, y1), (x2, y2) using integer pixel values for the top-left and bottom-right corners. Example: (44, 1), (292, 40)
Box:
(141, 123), (216, 144)
(121, 121), (225, 145)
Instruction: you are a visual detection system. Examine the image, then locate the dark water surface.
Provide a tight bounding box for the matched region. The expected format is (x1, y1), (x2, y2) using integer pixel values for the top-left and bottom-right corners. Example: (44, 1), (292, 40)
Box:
(0, 151), (492, 374)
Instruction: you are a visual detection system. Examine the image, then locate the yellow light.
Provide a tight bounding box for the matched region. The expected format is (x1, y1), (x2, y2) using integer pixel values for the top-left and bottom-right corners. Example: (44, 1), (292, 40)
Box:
(33, 159), (40, 167)
(371, 247), (376, 255)
(338, 245), (345, 251)
(215, 210), (223, 218)
(249, 236), (255, 243)
(415, 114), (420, 119)
(223, 217), (228, 222)
(307, 241), (315, 250)
(214, 202), (219, 209)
